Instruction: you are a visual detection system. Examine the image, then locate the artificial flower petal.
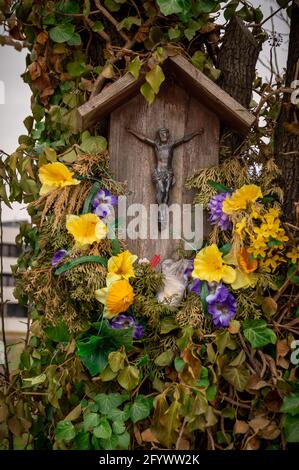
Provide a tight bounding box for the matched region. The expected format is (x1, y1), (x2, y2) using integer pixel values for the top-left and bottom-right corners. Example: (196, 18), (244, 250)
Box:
(106, 279), (135, 317)
(192, 244), (236, 284)
(222, 184), (262, 214)
(66, 213), (107, 247)
(107, 250), (137, 280)
(39, 162), (80, 195)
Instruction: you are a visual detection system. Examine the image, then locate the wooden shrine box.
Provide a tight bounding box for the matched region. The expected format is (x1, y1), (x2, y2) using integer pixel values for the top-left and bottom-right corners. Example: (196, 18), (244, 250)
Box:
(77, 55), (254, 260)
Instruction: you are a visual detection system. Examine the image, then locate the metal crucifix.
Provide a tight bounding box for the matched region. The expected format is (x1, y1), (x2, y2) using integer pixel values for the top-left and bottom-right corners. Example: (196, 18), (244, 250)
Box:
(127, 127), (204, 229)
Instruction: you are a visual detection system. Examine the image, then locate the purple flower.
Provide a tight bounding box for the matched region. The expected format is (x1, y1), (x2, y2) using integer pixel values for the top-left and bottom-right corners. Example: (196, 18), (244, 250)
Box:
(184, 259), (194, 281)
(109, 315), (144, 340)
(209, 192), (232, 231)
(189, 279), (202, 296)
(184, 260), (202, 295)
(51, 249), (68, 266)
(92, 189), (117, 219)
(206, 283), (237, 328)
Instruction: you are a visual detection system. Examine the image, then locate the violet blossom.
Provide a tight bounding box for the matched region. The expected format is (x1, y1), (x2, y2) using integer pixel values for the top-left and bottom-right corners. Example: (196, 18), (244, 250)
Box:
(206, 283), (237, 328)
(209, 192), (232, 231)
(92, 189), (118, 219)
(51, 249), (68, 267)
(109, 314), (144, 340)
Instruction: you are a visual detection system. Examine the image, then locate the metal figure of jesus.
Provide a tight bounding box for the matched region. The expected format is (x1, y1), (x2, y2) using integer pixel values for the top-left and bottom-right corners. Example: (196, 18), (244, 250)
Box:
(127, 127), (204, 229)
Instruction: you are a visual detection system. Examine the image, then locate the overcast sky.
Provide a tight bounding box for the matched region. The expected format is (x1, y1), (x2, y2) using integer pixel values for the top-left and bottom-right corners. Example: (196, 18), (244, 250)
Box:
(0, 0), (290, 222)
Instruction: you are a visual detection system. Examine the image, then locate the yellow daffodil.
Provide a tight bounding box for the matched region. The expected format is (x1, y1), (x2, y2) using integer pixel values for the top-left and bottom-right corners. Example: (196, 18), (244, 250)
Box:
(222, 185), (262, 214)
(192, 244), (236, 284)
(38, 162), (80, 196)
(95, 278), (134, 319)
(224, 247), (258, 290)
(107, 250), (137, 282)
(286, 246), (299, 265)
(66, 213), (107, 248)
(238, 247), (258, 273)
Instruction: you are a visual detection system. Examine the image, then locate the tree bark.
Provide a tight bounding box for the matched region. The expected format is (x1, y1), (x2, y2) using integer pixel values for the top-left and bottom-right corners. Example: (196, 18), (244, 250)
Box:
(217, 16), (260, 154)
(274, 1), (299, 225)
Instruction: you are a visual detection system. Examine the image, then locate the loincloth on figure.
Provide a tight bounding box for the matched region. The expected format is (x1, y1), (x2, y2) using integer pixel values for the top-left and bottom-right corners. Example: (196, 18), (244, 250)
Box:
(152, 168), (175, 186)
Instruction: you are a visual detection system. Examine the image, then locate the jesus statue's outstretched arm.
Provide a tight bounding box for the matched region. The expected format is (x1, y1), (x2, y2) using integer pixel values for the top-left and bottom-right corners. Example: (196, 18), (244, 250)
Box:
(173, 129), (204, 148)
(126, 128), (155, 146)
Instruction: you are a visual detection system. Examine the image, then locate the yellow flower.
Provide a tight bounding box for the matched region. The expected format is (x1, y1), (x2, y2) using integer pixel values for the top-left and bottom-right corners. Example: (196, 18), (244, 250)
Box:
(235, 217), (247, 237)
(107, 250), (137, 282)
(238, 247), (258, 273)
(260, 253), (284, 273)
(95, 279), (134, 319)
(286, 246), (299, 265)
(38, 162), (80, 195)
(192, 244), (236, 284)
(66, 213), (107, 247)
(222, 185), (262, 214)
(250, 206), (262, 220)
(223, 247), (258, 290)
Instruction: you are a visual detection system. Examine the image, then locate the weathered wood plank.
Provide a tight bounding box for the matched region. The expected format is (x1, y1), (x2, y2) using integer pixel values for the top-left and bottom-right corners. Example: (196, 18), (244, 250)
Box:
(167, 55), (255, 135)
(109, 79), (219, 260)
(77, 73), (144, 130)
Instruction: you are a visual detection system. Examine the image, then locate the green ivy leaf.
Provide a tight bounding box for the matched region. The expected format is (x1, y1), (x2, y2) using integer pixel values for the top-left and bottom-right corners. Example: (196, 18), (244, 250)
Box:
(140, 82), (155, 104)
(116, 431), (130, 449)
(76, 322), (133, 376)
(56, 1), (81, 14)
(80, 135), (107, 154)
(93, 419), (112, 439)
(129, 395), (153, 423)
(191, 51), (207, 70)
(195, 0), (220, 14)
(67, 32), (82, 46)
(154, 350), (174, 367)
(160, 317), (179, 334)
(243, 319), (277, 349)
(117, 365), (139, 391)
(284, 415), (299, 443)
(83, 412), (100, 431)
(0, 182), (11, 208)
(117, 16), (141, 31)
(49, 24), (75, 43)
(44, 322), (70, 343)
(156, 0), (183, 16)
(67, 61), (86, 77)
(184, 19), (203, 41)
(145, 65), (165, 94)
(74, 431), (90, 450)
(112, 420), (126, 435)
(92, 21), (104, 33)
(168, 26), (181, 40)
(55, 420), (76, 442)
(222, 365), (250, 392)
(94, 393), (128, 414)
(281, 394), (299, 416)
(104, 0), (123, 12)
(108, 351), (125, 373)
(224, 1), (238, 21)
(128, 56), (142, 80)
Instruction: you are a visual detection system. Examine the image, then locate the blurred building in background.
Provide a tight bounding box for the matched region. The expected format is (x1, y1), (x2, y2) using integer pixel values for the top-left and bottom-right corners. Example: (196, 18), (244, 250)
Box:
(1, 221), (27, 340)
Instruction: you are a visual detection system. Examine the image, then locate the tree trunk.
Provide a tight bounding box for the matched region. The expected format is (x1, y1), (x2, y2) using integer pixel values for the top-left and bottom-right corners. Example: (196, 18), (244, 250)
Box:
(274, 1), (299, 225)
(217, 16), (260, 154)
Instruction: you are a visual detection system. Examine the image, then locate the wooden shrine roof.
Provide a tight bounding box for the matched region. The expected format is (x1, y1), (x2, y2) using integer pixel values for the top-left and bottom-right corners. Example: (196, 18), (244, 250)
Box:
(77, 54), (255, 135)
